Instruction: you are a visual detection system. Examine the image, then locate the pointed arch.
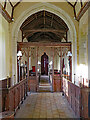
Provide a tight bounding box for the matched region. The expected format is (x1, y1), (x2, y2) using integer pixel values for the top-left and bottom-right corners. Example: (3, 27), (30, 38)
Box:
(11, 2), (77, 83)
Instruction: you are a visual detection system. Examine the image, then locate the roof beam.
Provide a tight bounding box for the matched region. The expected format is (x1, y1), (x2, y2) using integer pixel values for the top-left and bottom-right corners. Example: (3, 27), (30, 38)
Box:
(23, 32), (34, 39)
(23, 29), (66, 34)
(74, 0), (78, 7)
(0, 3), (12, 23)
(76, 1), (90, 21)
(4, 0), (7, 9)
(8, 0), (13, 7)
(73, 7), (76, 18)
(10, 0), (21, 19)
(66, 0), (77, 19)
(0, 0), (21, 22)
(66, 0), (74, 7)
(23, 29), (66, 39)
(20, 17), (35, 30)
(13, 0), (22, 8)
(54, 32), (66, 41)
(18, 42), (71, 48)
(80, 0), (83, 7)
(51, 15), (53, 27)
(20, 11), (69, 31)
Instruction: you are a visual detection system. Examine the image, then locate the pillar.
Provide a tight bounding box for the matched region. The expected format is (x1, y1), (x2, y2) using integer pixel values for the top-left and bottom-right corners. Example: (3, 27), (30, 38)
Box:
(70, 44), (72, 81)
(88, 7), (90, 86)
(36, 47), (38, 91)
(60, 47), (62, 75)
(52, 47), (54, 92)
(27, 48), (29, 79)
(88, 7), (90, 117)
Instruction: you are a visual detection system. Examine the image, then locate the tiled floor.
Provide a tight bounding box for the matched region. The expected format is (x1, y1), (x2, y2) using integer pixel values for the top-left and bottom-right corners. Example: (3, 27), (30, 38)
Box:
(15, 92), (77, 118)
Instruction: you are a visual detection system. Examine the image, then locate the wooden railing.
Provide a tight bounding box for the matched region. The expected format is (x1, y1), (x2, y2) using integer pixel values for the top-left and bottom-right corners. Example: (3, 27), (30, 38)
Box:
(62, 77), (90, 118)
(28, 76), (38, 92)
(0, 79), (28, 113)
(80, 88), (90, 118)
(0, 77), (11, 88)
(53, 75), (62, 92)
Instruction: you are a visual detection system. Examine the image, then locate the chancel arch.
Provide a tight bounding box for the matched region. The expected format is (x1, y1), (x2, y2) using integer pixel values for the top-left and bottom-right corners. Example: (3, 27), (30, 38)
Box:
(11, 2), (77, 84)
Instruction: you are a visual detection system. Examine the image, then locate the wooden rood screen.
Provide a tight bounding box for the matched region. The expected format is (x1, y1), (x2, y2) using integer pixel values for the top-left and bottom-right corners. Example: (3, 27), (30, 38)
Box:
(18, 42), (72, 86)
(18, 42), (71, 48)
(18, 42), (72, 78)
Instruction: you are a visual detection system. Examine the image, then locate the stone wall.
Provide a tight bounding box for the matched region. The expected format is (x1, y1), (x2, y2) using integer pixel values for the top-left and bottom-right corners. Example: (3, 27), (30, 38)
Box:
(0, 14), (11, 80)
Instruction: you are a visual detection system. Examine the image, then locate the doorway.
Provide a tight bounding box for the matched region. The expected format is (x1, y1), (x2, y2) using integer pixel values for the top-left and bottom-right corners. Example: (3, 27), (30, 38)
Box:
(41, 52), (48, 75)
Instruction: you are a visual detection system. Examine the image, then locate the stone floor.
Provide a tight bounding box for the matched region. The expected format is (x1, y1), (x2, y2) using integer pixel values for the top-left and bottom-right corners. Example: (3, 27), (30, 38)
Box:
(15, 92), (77, 118)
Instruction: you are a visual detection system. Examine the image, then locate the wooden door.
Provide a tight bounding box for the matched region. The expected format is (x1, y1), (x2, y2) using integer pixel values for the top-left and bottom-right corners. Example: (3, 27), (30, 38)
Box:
(41, 53), (48, 75)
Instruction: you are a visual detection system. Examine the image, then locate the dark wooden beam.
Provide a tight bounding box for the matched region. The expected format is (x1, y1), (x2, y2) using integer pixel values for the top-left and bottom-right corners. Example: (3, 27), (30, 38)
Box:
(73, 7), (76, 18)
(35, 13), (37, 19)
(66, 0), (74, 7)
(22, 31), (23, 42)
(51, 15), (53, 27)
(4, 0), (7, 9)
(63, 36), (67, 41)
(80, 0), (83, 7)
(20, 17), (35, 30)
(11, 7), (14, 19)
(74, 0), (78, 7)
(18, 42), (71, 48)
(8, 0), (21, 19)
(76, 1), (90, 21)
(66, 0), (77, 20)
(23, 29), (66, 34)
(23, 32), (34, 39)
(0, 3), (12, 23)
(13, 0), (22, 8)
(8, 0), (13, 7)
(44, 10), (45, 25)
(55, 33), (66, 42)
(66, 32), (68, 42)
(20, 11), (69, 31)
(27, 32), (62, 42)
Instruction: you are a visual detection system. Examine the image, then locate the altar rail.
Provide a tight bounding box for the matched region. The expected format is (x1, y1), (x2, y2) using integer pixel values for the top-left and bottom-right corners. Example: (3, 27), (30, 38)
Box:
(62, 77), (90, 118)
(0, 79), (28, 113)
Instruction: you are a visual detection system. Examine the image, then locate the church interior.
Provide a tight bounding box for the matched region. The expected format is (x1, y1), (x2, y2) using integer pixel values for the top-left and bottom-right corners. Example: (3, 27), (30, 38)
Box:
(0, 0), (90, 119)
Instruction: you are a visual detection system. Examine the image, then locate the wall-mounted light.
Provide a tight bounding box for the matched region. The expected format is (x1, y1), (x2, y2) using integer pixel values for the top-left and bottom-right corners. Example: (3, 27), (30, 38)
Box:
(38, 61), (41, 65)
(49, 61), (52, 65)
(17, 51), (22, 60)
(17, 50), (22, 57)
(17, 50), (22, 82)
(67, 51), (72, 57)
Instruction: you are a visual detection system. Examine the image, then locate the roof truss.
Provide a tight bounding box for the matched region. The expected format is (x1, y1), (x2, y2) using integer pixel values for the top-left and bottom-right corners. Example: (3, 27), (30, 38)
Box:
(66, 0), (90, 21)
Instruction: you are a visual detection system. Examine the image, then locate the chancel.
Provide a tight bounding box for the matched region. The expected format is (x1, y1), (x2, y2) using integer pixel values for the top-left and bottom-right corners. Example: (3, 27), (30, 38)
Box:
(0, 0), (90, 119)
